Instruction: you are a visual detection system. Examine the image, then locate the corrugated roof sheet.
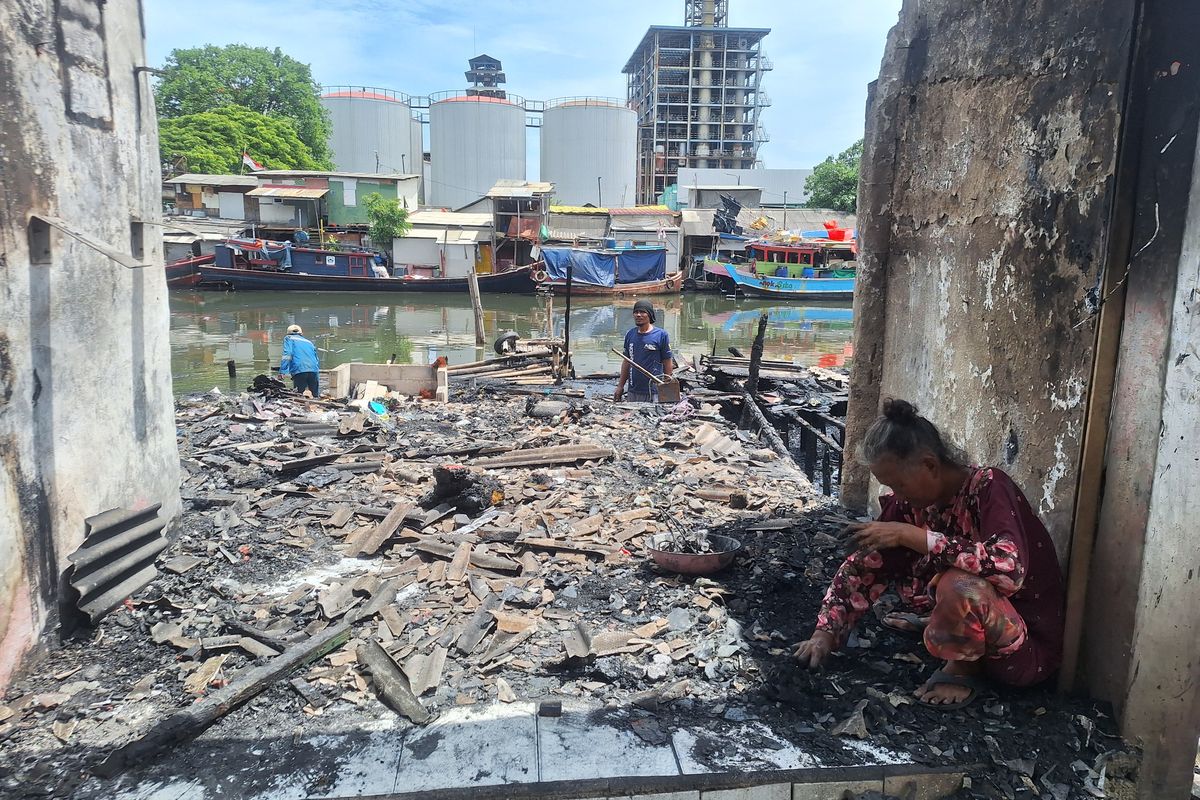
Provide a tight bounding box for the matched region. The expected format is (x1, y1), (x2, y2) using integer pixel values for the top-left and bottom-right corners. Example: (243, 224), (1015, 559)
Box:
(608, 206), (677, 216)
(486, 180), (554, 198)
(407, 210), (493, 227)
(255, 170), (420, 181)
(246, 186), (329, 199)
(549, 205), (609, 215)
(403, 229), (481, 243)
(167, 174), (258, 188)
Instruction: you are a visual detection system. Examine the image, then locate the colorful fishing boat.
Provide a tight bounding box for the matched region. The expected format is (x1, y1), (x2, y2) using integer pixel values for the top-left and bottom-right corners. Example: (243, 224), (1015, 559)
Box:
(539, 245), (682, 297)
(165, 253), (213, 289)
(703, 239), (857, 300)
(196, 239), (537, 294)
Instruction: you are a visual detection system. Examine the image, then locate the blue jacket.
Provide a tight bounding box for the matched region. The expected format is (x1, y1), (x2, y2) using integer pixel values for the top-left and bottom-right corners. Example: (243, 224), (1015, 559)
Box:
(280, 334), (320, 375)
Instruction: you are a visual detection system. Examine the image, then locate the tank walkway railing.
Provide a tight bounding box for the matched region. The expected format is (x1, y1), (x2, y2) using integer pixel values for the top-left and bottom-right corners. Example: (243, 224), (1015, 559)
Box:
(324, 87), (636, 116)
(320, 86), (413, 104)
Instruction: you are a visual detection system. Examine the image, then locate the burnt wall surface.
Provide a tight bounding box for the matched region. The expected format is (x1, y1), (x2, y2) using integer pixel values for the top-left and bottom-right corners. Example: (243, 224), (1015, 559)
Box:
(0, 0), (180, 689)
(844, 0), (1135, 556)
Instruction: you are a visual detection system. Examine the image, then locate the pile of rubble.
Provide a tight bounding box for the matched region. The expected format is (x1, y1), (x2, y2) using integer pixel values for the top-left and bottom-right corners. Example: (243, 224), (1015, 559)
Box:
(0, 381), (1137, 799)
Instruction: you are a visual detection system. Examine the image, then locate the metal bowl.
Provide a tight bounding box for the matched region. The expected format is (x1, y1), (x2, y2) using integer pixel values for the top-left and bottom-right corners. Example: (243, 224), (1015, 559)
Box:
(645, 533), (742, 575)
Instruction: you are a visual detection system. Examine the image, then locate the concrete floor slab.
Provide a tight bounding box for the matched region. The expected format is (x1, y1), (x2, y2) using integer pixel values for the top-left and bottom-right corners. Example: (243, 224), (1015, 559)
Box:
(393, 701), (538, 793)
(701, 785), (792, 800)
(791, 780), (884, 800)
(306, 728), (406, 798)
(537, 702), (681, 783)
(672, 724), (820, 774)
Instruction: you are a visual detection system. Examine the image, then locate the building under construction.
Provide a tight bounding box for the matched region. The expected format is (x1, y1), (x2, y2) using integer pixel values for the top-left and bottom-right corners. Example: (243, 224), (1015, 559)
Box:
(623, 0), (772, 204)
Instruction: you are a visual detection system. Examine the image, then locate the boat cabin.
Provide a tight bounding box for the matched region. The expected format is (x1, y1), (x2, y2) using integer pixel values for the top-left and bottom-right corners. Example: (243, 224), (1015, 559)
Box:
(749, 243), (856, 279)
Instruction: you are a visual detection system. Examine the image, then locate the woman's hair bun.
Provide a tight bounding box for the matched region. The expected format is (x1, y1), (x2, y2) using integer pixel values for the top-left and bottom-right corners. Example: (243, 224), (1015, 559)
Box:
(881, 398), (919, 424)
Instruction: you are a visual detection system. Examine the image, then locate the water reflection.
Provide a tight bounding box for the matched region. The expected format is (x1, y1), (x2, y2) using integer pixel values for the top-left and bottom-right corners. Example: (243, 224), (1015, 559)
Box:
(168, 291), (854, 395)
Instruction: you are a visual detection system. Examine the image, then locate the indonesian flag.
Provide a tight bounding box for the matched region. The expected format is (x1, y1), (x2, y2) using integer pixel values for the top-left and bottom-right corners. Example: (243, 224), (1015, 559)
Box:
(241, 150), (264, 171)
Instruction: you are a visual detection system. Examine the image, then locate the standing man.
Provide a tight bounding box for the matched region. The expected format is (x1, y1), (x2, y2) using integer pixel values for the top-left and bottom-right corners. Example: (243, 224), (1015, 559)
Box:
(613, 299), (674, 402)
(280, 324), (321, 397)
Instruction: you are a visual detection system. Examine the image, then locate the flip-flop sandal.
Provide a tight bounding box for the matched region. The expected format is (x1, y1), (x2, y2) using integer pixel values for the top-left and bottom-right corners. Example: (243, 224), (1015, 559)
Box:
(916, 668), (986, 710)
(881, 612), (929, 635)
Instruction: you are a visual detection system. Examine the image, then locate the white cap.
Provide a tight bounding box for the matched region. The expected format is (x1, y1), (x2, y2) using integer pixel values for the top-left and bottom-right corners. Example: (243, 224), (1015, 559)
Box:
(287, 324), (303, 335)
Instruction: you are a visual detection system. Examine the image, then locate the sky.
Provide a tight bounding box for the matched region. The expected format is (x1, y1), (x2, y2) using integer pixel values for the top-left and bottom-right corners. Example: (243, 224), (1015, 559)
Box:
(144, 0), (901, 174)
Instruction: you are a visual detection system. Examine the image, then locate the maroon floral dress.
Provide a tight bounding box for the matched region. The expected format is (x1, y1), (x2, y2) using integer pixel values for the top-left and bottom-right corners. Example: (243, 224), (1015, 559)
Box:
(815, 467), (1065, 685)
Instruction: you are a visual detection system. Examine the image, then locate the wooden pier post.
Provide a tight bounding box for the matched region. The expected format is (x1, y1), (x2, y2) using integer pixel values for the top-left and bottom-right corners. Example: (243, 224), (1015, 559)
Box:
(466, 267), (485, 347)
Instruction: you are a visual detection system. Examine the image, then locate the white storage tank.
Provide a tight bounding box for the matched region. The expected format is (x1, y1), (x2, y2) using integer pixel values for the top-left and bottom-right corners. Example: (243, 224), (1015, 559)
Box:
(541, 98), (636, 207)
(429, 93), (526, 209)
(321, 87), (418, 174)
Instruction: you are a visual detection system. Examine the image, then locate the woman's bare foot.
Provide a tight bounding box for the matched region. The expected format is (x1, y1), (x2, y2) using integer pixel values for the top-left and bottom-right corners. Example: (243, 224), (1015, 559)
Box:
(914, 659), (982, 705)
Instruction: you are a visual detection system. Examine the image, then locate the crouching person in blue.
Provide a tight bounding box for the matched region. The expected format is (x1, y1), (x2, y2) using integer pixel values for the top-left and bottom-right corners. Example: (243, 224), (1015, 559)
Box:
(613, 300), (673, 403)
(280, 324), (320, 396)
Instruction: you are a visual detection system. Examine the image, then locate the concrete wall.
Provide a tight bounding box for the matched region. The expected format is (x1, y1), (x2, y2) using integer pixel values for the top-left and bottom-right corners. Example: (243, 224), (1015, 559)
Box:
(677, 167), (813, 206)
(1119, 142), (1200, 795)
(0, 0), (181, 689)
(1075, 3), (1200, 794)
(842, 0), (1134, 558)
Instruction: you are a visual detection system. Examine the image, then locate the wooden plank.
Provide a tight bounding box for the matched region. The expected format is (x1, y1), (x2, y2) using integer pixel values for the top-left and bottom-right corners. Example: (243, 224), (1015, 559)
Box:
(515, 537), (615, 558)
(276, 452), (341, 473)
(414, 539), (521, 573)
(740, 391), (792, 459)
(96, 621), (352, 775)
(355, 502), (414, 557)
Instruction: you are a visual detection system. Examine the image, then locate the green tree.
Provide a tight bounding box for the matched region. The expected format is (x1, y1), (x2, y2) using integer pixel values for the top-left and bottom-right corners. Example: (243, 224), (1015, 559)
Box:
(804, 139), (863, 213)
(156, 44), (331, 163)
(363, 193), (412, 259)
(159, 104), (323, 174)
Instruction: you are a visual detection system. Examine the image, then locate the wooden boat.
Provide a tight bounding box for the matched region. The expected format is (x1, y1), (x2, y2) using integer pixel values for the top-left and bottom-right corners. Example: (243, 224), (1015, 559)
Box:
(196, 240), (537, 294)
(538, 245), (681, 297)
(538, 273), (682, 296)
(165, 253), (212, 289)
(706, 260), (855, 300)
(703, 239), (857, 300)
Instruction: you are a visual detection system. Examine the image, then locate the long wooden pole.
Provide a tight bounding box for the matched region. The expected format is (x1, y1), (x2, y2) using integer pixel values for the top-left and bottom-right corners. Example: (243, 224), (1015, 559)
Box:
(739, 313), (769, 428)
(561, 259), (573, 380)
(467, 265), (485, 346)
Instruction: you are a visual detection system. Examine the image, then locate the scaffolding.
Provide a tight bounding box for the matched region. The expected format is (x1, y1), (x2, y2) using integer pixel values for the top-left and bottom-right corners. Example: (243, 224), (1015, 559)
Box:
(623, 16), (771, 203)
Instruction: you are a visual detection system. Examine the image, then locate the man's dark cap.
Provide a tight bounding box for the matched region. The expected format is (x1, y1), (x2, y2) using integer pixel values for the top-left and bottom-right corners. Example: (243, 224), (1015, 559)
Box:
(633, 299), (655, 323)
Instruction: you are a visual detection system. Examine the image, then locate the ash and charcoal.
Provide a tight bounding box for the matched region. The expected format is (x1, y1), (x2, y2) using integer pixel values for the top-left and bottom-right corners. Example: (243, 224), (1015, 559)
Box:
(0, 377), (1136, 800)
(652, 518), (730, 555)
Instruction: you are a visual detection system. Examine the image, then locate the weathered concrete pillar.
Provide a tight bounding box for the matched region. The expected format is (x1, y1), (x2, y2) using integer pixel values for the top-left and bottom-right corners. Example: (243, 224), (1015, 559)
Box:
(0, 0), (180, 689)
(841, 0), (1134, 552)
(841, 0), (917, 511)
(1076, 1), (1200, 793)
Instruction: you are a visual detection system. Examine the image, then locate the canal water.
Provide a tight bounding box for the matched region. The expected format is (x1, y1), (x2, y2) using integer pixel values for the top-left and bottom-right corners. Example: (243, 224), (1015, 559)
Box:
(168, 291), (854, 396)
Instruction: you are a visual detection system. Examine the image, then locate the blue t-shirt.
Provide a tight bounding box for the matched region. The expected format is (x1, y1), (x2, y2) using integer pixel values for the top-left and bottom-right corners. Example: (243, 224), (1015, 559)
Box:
(623, 326), (672, 394)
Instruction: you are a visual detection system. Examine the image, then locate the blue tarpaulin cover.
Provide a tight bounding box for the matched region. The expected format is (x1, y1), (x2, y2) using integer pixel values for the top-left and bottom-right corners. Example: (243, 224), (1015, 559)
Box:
(542, 248), (615, 287)
(616, 249), (666, 284)
(543, 246), (667, 286)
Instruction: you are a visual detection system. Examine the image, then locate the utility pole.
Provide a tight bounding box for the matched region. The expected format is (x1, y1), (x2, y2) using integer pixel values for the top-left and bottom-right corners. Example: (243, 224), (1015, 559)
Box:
(783, 190), (787, 230)
(597, 177), (603, 207)
(375, 150), (380, 173)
